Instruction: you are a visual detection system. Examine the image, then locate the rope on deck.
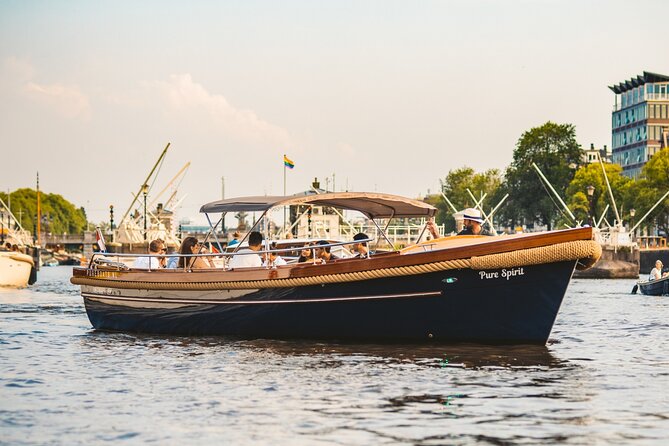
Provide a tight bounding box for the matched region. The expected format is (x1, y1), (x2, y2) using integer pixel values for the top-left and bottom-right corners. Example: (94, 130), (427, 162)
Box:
(71, 240), (601, 291)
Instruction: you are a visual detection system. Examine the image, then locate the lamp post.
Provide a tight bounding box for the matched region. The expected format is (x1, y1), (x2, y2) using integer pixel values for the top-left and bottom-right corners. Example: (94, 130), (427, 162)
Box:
(142, 184), (149, 241)
(630, 208), (636, 237)
(586, 185), (595, 226)
(109, 205), (115, 243)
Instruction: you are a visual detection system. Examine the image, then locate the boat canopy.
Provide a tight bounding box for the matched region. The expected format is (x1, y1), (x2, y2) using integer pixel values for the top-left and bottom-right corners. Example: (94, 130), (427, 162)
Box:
(200, 192), (437, 219)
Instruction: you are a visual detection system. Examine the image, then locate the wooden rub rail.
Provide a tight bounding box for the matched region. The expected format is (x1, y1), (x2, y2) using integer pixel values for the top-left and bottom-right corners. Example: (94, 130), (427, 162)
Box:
(71, 240), (601, 291)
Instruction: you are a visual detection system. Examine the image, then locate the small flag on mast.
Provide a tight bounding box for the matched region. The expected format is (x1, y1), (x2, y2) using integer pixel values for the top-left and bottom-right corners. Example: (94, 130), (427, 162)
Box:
(95, 227), (107, 252)
(283, 155), (295, 169)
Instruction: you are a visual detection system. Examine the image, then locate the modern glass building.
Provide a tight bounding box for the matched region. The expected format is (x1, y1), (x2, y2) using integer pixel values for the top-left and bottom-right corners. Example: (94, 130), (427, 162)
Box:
(609, 71), (669, 178)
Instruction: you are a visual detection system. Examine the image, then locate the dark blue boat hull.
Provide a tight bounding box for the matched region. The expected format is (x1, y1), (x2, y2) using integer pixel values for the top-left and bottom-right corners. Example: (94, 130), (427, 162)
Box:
(83, 260), (576, 344)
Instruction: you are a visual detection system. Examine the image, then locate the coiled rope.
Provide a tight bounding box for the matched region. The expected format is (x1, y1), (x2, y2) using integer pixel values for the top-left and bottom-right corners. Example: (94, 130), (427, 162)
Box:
(71, 240), (601, 291)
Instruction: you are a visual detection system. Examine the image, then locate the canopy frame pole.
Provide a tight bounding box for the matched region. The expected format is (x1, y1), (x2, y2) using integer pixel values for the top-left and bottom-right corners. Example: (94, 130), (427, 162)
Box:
(205, 213), (225, 254)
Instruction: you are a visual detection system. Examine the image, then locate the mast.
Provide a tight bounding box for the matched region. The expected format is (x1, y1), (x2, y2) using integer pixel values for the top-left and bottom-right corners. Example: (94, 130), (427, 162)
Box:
(531, 162), (576, 223)
(598, 154), (621, 225)
(117, 142), (171, 229)
(36, 172), (41, 247)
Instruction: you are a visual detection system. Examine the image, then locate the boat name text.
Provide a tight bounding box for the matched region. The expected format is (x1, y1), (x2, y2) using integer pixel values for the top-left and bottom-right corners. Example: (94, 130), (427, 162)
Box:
(479, 267), (525, 281)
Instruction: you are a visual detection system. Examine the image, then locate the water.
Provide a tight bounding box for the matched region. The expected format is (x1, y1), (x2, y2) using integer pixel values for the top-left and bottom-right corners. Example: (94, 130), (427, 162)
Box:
(1, 267), (668, 445)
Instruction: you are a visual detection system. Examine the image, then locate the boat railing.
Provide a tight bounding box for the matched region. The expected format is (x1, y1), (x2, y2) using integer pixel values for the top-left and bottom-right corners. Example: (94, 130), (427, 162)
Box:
(637, 236), (667, 250)
(88, 238), (375, 271)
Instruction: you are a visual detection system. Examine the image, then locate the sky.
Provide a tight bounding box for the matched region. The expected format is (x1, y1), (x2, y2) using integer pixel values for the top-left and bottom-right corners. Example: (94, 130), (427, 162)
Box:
(1, 0), (668, 226)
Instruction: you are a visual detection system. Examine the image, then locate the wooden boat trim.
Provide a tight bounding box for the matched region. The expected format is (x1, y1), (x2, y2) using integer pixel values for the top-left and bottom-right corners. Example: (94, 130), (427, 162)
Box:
(72, 228), (599, 290)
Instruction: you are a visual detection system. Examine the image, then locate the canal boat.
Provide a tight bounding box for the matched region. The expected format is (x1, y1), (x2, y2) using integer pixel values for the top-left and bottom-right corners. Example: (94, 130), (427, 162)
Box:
(70, 192), (601, 344)
(0, 251), (36, 288)
(634, 275), (669, 296)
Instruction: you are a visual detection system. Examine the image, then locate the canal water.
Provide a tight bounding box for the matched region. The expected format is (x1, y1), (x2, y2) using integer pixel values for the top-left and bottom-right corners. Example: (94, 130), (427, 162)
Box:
(1, 267), (668, 445)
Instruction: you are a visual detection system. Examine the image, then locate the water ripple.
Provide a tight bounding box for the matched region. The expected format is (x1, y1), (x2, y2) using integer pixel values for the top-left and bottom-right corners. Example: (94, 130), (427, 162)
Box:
(0, 270), (667, 445)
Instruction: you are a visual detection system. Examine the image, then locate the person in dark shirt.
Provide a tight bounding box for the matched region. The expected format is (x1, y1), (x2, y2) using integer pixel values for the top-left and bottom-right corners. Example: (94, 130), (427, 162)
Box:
(351, 233), (370, 258)
(457, 208), (495, 236)
(426, 208), (495, 238)
(315, 240), (339, 262)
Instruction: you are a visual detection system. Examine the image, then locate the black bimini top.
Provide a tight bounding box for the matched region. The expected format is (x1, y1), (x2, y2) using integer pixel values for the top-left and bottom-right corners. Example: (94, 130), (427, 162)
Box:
(200, 192), (437, 219)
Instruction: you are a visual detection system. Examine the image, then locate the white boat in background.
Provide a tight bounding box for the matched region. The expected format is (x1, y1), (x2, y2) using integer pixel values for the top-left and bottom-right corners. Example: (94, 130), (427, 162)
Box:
(1, 196), (38, 287)
(0, 251), (35, 287)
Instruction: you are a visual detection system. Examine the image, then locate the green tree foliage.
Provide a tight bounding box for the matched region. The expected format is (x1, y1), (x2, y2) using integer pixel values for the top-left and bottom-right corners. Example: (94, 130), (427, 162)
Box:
(564, 163), (633, 228)
(638, 148), (669, 234)
(434, 167), (502, 233)
(0, 189), (88, 235)
(501, 122), (583, 230)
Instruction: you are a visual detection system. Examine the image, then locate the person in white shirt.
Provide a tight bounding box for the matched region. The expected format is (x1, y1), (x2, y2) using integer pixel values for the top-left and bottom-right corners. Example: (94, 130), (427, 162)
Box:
(649, 260), (667, 281)
(263, 242), (287, 267)
(133, 239), (165, 269)
(228, 231), (263, 268)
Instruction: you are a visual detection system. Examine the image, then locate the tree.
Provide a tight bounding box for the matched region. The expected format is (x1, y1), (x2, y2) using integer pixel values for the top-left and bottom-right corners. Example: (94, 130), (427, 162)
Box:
(501, 122), (583, 230)
(434, 167), (502, 233)
(564, 163), (633, 228)
(0, 188), (88, 235)
(638, 148), (669, 235)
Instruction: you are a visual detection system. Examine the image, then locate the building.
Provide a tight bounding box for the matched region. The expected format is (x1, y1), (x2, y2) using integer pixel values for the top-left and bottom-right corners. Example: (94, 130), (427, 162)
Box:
(609, 71), (669, 178)
(582, 143), (611, 164)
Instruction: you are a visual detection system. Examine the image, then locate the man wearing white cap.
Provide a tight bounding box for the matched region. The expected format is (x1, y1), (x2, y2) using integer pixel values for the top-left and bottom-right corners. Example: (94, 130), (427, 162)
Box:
(425, 207), (495, 238)
(457, 208), (493, 236)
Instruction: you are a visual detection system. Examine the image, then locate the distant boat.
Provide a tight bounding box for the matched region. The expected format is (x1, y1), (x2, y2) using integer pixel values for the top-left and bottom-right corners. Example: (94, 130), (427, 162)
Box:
(634, 275), (669, 296)
(71, 192), (601, 345)
(0, 251), (35, 287)
(43, 258), (59, 267)
(0, 196), (38, 287)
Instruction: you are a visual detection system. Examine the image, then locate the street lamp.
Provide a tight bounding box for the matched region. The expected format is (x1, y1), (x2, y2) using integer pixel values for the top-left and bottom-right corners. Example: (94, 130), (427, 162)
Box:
(109, 205), (115, 242)
(630, 208), (636, 236)
(142, 184), (149, 241)
(586, 185), (595, 226)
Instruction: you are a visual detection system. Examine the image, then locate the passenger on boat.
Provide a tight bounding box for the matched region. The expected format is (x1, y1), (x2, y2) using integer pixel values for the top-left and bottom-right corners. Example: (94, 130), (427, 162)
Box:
(315, 240), (340, 262)
(228, 231), (241, 247)
(228, 231), (263, 268)
(457, 208), (495, 236)
(298, 243), (316, 263)
(178, 237), (214, 269)
(133, 239), (165, 269)
(351, 233), (369, 259)
(165, 247), (179, 269)
(649, 260), (668, 280)
(263, 242), (287, 267)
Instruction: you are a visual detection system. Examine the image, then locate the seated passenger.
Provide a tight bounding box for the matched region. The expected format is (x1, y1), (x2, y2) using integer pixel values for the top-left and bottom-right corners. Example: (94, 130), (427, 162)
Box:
(351, 233), (369, 259)
(298, 243), (316, 263)
(228, 231), (263, 268)
(649, 260), (668, 281)
(227, 231), (241, 247)
(134, 239), (165, 269)
(178, 237), (214, 269)
(457, 209), (495, 236)
(263, 242), (287, 267)
(165, 247), (179, 269)
(315, 240), (340, 262)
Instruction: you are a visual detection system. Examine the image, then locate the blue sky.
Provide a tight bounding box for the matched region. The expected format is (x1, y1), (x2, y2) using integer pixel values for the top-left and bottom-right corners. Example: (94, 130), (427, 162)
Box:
(1, 0), (668, 224)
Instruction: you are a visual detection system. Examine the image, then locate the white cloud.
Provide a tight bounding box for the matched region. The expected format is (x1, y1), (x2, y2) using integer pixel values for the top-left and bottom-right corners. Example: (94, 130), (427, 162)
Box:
(2, 56), (91, 120)
(24, 81), (91, 120)
(151, 74), (292, 147)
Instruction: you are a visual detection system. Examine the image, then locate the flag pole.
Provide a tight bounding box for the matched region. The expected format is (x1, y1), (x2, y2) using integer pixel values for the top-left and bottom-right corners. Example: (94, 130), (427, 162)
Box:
(36, 172), (41, 247)
(283, 154), (287, 237)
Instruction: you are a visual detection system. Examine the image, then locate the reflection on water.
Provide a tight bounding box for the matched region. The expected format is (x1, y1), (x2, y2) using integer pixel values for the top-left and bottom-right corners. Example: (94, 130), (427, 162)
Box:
(1, 268), (668, 445)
